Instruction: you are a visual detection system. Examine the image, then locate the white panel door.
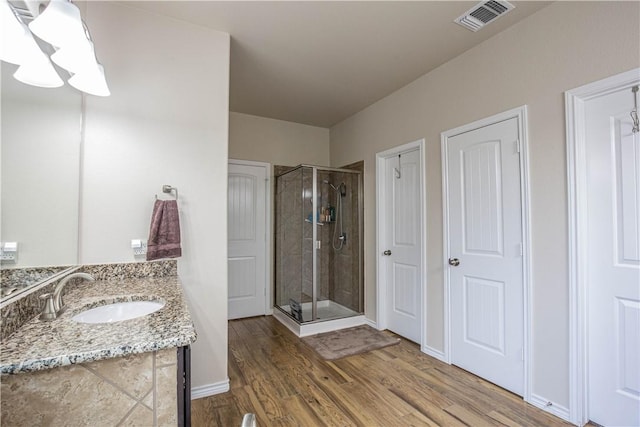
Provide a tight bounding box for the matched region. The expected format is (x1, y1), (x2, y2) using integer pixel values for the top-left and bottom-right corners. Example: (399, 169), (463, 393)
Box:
(228, 162), (267, 320)
(446, 117), (524, 395)
(585, 89), (640, 427)
(383, 148), (422, 343)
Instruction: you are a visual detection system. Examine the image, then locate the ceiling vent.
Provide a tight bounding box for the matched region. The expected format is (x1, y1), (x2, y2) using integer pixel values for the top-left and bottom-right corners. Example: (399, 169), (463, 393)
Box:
(454, 1), (515, 32)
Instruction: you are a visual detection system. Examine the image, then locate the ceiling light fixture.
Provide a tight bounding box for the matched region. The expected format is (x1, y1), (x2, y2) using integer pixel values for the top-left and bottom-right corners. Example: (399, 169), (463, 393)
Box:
(0, 0), (110, 96)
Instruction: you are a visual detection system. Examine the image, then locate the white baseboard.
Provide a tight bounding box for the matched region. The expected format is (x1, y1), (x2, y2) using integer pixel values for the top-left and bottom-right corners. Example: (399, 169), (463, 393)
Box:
(529, 394), (571, 423)
(191, 379), (230, 400)
(298, 315), (366, 337)
(364, 317), (378, 329)
(421, 345), (447, 363)
(272, 309), (300, 335)
(272, 309), (368, 337)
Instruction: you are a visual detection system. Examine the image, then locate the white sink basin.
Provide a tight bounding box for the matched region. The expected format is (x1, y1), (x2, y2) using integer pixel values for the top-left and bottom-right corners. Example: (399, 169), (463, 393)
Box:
(72, 301), (164, 324)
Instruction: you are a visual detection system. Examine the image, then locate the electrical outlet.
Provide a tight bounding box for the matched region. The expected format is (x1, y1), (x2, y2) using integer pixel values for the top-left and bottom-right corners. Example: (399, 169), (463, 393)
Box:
(134, 242), (147, 256)
(0, 242), (17, 263)
(0, 253), (17, 262)
(131, 239), (148, 256)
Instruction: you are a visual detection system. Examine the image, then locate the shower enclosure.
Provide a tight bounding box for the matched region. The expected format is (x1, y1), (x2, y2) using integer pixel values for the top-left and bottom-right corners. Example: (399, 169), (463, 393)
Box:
(274, 165), (363, 333)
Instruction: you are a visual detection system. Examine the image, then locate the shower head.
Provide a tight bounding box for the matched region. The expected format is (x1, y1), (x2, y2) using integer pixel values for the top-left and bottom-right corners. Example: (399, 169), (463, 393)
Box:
(323, 180), (346, 197)
(323, 179), (339, 192)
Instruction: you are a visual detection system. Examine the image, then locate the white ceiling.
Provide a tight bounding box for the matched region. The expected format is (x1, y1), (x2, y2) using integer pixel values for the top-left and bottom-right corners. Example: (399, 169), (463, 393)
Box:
(125, 1), (551, 127)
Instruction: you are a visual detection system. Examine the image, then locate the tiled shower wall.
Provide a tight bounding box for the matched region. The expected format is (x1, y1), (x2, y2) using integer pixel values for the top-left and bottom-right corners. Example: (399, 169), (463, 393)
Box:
(319, 165), (363, 313)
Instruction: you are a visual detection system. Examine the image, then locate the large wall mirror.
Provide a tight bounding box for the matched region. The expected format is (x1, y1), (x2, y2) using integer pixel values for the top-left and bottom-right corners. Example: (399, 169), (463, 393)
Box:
(1, 64), (81, 302)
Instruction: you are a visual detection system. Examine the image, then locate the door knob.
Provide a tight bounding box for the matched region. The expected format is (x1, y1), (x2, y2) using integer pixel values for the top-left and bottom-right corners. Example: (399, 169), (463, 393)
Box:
(383, 250), (392, 256)
(448, 257), (460, 266)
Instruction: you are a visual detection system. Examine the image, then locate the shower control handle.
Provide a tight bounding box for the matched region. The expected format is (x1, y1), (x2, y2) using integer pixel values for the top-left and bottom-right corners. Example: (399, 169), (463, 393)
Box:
(383, 250), (392, 256)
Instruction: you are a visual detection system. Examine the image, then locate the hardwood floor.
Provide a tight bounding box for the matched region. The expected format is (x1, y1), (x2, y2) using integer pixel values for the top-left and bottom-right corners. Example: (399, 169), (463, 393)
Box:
(192, 316), (573, 427)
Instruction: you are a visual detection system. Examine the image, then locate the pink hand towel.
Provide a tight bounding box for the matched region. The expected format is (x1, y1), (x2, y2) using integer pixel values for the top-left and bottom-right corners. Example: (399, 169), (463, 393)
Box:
(146, 199), (182, 261)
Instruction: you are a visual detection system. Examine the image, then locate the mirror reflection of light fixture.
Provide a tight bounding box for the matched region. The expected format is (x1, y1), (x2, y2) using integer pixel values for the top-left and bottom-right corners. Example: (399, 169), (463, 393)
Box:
(50, 39), (95, 72)
(1, 1), (63, 87)
(0, 0), (110, 96)
(69, 63), (110, 97)
(28, 0), (86, 48)
(13, 49), (64, 88)
(1, 0), (30, 64)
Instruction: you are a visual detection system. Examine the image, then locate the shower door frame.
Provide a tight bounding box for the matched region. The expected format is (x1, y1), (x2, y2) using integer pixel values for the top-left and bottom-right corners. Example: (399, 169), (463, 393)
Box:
(311, 167), (318, 321)
(275, 164), (364, 324)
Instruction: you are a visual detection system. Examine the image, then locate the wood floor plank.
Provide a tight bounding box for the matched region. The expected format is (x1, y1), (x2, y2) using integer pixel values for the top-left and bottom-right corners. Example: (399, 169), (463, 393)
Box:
(228, 348), (247, 390)
(267, 414), (302, 427)
(229, 318), (253, 338)
(341, 377), (415, 420)
(487, 404), (567, 427)
(311, 359), (449, 426)
(274, 335), (353, 387)
(239, 385), (271, 427)
(296, 375), (358, 427)
(335, 353), (458, 418)
(387, 387), (467, 426)
(191, 393), (216, 425)
(379, 358), (461, 408)
(399, 411), (441, 427)
(487, 409), (525, 427)
(195, 394), (242, 427)
(248, 376), (290, 421)
(324, 360), (355, 383)
(304, 369), (379, 427)
(414, 364), (525, 418)
(192, 317), (575, 427)
(281, 394), (326, 426)
(445, 404), (505, 426)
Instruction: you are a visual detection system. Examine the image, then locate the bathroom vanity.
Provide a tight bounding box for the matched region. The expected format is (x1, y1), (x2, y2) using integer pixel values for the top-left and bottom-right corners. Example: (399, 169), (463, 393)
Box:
(0, 261), (196, 426)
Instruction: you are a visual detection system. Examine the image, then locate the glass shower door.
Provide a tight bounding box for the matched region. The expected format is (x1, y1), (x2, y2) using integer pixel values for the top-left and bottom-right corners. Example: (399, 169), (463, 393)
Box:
(274, 167), (304, 321)
(301, 166), (315, 322)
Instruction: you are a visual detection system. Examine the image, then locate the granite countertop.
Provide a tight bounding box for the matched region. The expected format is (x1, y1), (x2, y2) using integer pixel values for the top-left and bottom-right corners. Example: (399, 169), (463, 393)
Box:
(0, 276), (197, 375)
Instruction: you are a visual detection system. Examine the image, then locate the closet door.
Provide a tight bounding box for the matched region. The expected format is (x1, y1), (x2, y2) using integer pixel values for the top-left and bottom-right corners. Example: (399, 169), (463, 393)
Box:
(585, 87), (640, 427)
(228, 161), (268, 319)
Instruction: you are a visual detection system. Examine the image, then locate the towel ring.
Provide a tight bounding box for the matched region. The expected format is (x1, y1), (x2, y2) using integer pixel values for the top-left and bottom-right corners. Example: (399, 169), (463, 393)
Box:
(155, 185), (178, 200)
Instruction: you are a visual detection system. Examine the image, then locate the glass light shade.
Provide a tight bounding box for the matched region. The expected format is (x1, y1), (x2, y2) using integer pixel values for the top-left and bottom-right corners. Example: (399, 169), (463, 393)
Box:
(68, 63), (110, 96)
(0, 0), (30, 65)
(9, 9), (63, 89)
(14, 53), (64, 88)
(51, 39), (97, 73)
(28, 0), (86, 48)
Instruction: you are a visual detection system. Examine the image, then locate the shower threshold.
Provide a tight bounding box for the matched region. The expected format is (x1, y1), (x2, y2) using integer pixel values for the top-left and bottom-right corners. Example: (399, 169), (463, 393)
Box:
(273, 300), (366, 337)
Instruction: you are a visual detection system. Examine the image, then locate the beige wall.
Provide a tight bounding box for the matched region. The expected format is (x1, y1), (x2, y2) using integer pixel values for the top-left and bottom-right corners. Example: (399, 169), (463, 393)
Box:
(230, 112), (329, 167)
(330, 1), (640, 408)
(80, 2), (230, 390)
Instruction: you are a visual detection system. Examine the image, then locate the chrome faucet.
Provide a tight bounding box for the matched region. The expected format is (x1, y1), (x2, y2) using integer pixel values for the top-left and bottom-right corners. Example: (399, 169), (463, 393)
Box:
(53, 272), (95, 313)
(40, 272), (95, 321)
